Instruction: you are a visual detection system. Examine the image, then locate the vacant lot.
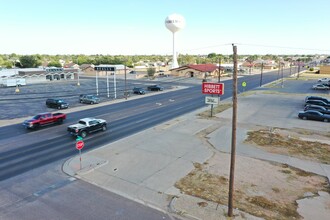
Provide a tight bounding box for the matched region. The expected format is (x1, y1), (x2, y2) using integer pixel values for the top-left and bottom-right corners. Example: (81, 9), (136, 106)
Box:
(175, 74), (330, 220)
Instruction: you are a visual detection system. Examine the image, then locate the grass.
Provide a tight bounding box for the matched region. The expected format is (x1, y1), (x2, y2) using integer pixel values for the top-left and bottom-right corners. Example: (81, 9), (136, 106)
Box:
(244, 129), (330, 164)
(198, 103), (232, 118)
(175, 163), (329, 220)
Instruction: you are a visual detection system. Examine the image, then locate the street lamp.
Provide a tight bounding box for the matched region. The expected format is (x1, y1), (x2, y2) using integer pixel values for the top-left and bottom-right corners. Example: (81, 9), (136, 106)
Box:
(281, 62), (284, 88)
(124, 63), (127, 100)
(259, 62), (264, 87)
(77, 69), (80, 86)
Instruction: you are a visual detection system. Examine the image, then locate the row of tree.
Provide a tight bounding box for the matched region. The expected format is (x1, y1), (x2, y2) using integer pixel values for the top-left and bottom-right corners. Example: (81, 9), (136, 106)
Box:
(0, 53), (320, 69)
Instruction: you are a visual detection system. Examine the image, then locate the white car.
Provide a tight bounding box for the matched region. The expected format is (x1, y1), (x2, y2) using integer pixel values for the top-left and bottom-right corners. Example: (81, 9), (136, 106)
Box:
(318, 78), (330, 83)
(312, 84), (330, 90)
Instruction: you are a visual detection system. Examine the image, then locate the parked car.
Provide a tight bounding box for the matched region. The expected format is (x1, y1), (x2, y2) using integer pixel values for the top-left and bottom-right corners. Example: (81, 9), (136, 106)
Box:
(312, 84), (329, 90)
(46, 98), (69, 109)
(129, 71), (137, 74)
(304, 105), (330, 114)
(23, 112), (66, 129)
(298, 110), (330, 122)
(79, 95), (100, 104)
(147, 85), (164, 91)
(318, 78), (330, 83)
(67, 118), (107, 138)
(305, 96), (330, 104)
(305, 100), (330, 109)
(133, 87), (146, 95)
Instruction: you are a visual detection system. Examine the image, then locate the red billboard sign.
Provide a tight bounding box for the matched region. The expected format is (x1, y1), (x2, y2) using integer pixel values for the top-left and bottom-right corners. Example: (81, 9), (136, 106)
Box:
(202, 82), (224, 95)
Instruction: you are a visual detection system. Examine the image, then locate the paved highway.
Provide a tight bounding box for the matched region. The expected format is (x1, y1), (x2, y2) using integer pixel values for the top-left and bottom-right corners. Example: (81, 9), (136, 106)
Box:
(0, 68), (299, 181)
(0, 68), (302, 220)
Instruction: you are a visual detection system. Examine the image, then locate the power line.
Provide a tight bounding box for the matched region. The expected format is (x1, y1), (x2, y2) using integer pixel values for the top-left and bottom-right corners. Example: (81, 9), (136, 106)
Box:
(179, 42), (330, 54)
(236, 43), (330, 53)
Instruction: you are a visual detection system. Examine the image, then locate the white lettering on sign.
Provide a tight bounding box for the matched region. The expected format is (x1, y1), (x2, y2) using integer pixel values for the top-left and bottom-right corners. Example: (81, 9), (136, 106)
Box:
(202, 83), (224, 95)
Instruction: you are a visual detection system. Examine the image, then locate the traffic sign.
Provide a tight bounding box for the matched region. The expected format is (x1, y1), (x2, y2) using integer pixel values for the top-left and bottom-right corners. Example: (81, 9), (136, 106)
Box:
(242, 81), (247, 87)
(76, 136), (83, 141)
(202, 82), (224, 95)
(76, 140), (84, 150)
(205, 96), (219, 105)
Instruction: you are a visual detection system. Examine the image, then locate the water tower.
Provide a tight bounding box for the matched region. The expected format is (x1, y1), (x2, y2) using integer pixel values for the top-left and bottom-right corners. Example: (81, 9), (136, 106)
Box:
(165, 14), (185, 69)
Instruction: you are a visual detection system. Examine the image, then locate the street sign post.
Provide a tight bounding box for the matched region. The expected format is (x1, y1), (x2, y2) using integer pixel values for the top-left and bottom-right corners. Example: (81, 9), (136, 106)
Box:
(75, 140), (84, 170)
(202, 83), (224, 117)
(242, 81), (247, 92)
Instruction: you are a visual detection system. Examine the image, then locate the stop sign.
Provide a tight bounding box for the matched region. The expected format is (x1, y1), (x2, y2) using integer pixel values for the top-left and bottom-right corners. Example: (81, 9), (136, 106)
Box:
(76, 140), (84, 150)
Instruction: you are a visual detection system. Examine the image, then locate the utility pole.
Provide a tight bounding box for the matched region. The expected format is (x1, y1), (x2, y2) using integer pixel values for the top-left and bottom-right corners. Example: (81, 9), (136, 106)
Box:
(281, 63), (284, 88)
(277, 61), (280, 80)
(218, 57), (222, 83)
(228, 44), (238, 217)
(124, 64), (127, 100)
(259, 62), (263, 87)
(77, 57), (80, 86)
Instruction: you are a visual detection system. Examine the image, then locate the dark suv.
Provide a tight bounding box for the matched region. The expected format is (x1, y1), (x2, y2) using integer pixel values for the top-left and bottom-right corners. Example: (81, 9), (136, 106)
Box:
(46, 98), (69, 109)
(147, 85), (164, 91)
(133, 87), (146, 95)
(305, 96), (329, 104)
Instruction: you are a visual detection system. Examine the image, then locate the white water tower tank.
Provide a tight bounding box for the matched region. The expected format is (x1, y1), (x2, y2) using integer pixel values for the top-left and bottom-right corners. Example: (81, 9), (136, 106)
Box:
(165, 14), (185, 69)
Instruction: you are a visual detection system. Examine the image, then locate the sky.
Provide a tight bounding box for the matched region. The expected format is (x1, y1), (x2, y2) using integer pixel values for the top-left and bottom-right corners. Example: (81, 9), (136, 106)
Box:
(1, 0), (330, 56)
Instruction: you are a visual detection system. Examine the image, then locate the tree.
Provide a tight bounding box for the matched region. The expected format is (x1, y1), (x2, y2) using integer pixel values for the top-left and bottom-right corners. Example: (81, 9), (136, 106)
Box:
(207, 53), (217, 59)
(245, 55), (259, 74)
(147, 67), (156, 78)
(19, 55), (41, 68)
(47, 61), (62, 67)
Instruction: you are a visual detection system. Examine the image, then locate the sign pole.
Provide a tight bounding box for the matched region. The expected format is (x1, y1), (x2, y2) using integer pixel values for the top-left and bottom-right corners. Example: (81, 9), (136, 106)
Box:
(75, 136), (84, 171)
(79, 149), (82, 170)
(210, 94), (214, 117)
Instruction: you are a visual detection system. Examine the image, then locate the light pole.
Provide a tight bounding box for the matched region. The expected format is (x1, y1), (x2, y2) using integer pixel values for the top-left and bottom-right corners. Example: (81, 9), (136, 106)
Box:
(76, 58), (80, 86)
(113, 69), (117, 99)
(281, 63), (284, 88)
(124, 63), (127, 100)
(106, 71), (110, 98)
(259, 62), (263, 87)
(77, 69), (80, 86)
(95, 69), (99, 96)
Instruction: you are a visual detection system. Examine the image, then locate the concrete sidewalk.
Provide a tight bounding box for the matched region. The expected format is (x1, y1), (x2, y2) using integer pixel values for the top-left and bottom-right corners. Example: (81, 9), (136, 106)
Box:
(63, 94), (330, 220)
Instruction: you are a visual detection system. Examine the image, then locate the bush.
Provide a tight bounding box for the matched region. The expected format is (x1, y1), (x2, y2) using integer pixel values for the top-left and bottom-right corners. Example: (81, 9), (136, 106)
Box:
(309, 67), (314, 71)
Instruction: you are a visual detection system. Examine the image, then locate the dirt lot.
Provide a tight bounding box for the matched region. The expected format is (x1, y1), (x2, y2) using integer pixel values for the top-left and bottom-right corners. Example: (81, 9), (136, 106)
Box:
(175, 72), (330, 220)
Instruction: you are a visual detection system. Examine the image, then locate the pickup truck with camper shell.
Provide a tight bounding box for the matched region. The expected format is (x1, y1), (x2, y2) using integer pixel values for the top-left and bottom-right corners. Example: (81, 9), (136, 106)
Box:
(67, 118), (107, 138)
(22, 112), (66, 129)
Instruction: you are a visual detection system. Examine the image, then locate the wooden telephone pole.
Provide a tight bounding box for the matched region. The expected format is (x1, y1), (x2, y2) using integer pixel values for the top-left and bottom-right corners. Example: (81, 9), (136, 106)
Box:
(228, 44), (238, 217)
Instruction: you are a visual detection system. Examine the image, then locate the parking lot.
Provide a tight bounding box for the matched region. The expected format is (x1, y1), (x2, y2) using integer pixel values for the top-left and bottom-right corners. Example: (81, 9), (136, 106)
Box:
(0, 76), (176, 120)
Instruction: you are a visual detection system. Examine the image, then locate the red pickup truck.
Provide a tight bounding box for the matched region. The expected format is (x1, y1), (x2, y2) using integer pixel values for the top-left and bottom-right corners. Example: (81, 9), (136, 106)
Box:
(23, 112), (66, 129)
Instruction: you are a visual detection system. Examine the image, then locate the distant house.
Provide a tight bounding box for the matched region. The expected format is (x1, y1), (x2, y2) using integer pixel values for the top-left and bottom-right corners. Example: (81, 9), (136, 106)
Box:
(64, 63), (79, 69)
(170, 64), (223, 78)
(80, 64), (95, 75)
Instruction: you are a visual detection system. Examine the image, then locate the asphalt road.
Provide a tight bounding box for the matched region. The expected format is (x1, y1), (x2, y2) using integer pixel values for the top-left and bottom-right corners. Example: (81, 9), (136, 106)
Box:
(1, 67), (313, 220)
(0, 68), (303, 181)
